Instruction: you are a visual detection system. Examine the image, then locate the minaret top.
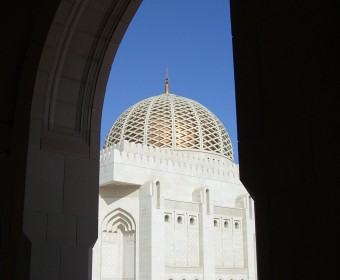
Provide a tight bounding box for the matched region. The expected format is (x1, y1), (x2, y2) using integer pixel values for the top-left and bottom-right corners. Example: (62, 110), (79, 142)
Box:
(165, 67), (170, 94)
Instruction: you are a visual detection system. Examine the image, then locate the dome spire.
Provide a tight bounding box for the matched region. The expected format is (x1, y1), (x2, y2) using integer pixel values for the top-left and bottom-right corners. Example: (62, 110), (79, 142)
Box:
(165, 67), (170, 94)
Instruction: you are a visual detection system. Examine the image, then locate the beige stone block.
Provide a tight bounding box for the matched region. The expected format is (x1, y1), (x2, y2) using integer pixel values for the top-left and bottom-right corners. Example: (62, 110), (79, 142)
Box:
(45, 22), (64, 48)
(25, 149), (65, 213)
(57, 77), (81, 105)
(47, 213), (77, 246)
(86, 0), (113, 13)
(91, 109), (102, 133)
(90, 131), (101, 160)
(28, 119), (42, 149)
(60, 246), (91, 280)
(40, 135), (90, 156)
(62, 53), (87, 81)
(54, 100), (77, 129)
(96, 63), (112, 88)
(39, 46), (57, 72)
(23, 210), (47, 244)
(68, 30), (95, 57)
(63, 156), (99, 217)
(31, 94), (44, 120)
(76, 6), (105, 35)
(54, 0), (74, 25)
(111, 21), (129, 44)
(92, 85), (106, 110)
(76, 216), (98, 247)
(103, 42), (119, 65)
(30, 244), (60, 280)
(34, 70), (49, 96)
(121, 0), (142, 24)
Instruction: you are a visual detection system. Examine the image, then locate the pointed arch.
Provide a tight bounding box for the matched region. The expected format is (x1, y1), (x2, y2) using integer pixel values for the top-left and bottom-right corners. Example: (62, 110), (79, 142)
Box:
(101, 208), (136, 280)
(102, 207), (136, 233)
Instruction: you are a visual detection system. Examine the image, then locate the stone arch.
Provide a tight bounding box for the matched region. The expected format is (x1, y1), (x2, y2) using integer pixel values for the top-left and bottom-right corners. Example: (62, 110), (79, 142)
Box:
(102, 208), (136, 233)
(101, 208), (136, 280)
(7, 1), (141, 279)
(1, 1), (337, 279)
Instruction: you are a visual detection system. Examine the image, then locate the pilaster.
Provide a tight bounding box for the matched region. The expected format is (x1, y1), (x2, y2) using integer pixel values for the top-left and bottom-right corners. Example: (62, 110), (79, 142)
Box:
(139, 179), (164, 280)
(199, 187), (215, 280)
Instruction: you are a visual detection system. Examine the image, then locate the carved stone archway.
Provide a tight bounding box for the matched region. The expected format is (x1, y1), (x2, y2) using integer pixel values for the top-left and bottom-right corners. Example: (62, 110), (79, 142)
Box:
(100, 208), (136, 280)
(0, 0), (338, 279)
(0, 1), (141, 279)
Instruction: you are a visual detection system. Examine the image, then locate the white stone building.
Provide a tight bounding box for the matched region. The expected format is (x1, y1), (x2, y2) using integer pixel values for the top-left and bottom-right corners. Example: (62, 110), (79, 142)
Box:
(92, 81), (257, 280)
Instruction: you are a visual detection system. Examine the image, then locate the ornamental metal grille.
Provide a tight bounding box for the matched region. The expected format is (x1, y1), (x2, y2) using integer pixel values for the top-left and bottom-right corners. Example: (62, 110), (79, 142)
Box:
(104, 93), (234, 161)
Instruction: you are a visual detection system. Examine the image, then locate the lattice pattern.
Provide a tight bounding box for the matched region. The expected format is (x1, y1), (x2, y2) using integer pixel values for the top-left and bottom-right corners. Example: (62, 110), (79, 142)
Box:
(174, 98), (200, 149)
(123, 99), (151, 144)
(214, 226), (223, 267)
(218, 122), (233, 159)
(104, 93), (234, 160)
(103, 107), (132, 148)
(147, 95), (173, 148)
(175, 226), (187, 266)
(187, 228), (199, 267)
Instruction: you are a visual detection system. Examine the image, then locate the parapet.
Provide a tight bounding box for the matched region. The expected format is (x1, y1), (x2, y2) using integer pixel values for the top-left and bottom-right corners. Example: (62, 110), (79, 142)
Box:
(100, 140), (240, 182)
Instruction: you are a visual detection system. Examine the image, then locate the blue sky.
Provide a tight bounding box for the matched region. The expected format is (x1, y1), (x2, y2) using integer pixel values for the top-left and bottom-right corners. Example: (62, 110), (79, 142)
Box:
(101, 0), (239, 162)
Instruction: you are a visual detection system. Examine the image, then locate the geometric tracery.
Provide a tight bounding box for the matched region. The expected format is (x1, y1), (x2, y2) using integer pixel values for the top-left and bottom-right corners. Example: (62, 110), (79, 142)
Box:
(101, 208), (136, 280)
(102, 208), (136, 234)
(104, 93), (234, 161)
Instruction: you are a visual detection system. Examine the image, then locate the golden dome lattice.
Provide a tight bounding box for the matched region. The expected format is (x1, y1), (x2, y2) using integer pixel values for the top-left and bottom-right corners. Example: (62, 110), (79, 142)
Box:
(104, 93), (234, 161)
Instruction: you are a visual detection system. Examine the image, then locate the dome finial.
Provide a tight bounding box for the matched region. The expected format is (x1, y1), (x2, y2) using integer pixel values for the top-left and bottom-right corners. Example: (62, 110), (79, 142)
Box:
(165, 67), (170, 94)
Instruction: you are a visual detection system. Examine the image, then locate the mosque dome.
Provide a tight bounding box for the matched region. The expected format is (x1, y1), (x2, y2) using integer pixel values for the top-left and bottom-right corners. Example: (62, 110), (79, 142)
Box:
(104, 90), (234, 161)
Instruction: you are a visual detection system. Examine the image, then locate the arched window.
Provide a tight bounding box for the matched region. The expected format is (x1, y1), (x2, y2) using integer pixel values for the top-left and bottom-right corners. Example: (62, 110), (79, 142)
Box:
(214, 219), (219, 227)
(156, 181), (160, 208)
(224, 220), (229, 228)
(235, 222), (239, 229)
(190, 217), (195, 225)
(177, 216), (183, 224)
(206, 189), (210, 214)
(164, 214), (170, 222)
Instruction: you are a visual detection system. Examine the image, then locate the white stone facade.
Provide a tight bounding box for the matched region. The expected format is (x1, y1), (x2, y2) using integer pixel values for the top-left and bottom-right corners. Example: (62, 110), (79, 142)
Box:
(92, 140), (257, 280)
